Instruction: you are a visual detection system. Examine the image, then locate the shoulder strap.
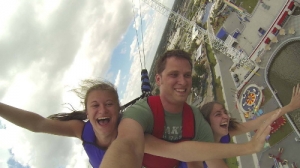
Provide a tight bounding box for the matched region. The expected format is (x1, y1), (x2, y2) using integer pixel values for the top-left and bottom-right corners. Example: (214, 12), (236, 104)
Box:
(147, 96), (164, 138)
(182, 103), (195, 139)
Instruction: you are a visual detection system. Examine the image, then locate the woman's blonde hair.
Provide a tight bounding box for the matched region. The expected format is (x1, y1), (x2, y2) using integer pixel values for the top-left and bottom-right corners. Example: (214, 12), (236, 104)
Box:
(48, 79), (120, 121)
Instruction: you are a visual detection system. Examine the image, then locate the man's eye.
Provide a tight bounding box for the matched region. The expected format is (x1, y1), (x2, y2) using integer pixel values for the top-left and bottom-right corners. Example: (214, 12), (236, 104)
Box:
(106, 103), (113, 106)
(185, 74), (191, 78)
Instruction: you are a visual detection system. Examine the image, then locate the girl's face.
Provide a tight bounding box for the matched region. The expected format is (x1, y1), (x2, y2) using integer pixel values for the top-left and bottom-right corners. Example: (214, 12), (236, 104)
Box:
(209, 103), (230, 140)
(86, 90), (120, 136)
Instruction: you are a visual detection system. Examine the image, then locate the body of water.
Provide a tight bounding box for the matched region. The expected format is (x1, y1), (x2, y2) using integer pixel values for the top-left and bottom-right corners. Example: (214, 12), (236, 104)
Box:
(268, 41), (300, 131)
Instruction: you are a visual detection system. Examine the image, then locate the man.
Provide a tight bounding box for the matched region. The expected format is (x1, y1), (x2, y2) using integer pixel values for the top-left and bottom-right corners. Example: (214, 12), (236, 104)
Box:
(100, 49), (274, 168)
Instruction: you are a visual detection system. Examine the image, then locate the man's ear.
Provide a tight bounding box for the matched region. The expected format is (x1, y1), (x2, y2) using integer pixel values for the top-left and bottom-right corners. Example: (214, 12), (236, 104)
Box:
(155, 74), (161, 86)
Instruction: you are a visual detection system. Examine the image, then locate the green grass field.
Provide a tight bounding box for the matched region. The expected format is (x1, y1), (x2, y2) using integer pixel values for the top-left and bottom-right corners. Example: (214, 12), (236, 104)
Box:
(205, 44), (225, 104)
(235, 0), (259, 14)
(225, 137), (239, 168)
(261, 88), (273, 107)
(215, 77), (225, 104)
(268, 117), (293, 146)
(213, 16), (227, 35)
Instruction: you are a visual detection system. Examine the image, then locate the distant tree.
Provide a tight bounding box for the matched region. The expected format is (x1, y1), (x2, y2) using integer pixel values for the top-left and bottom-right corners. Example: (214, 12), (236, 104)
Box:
(192, 75), (201, 89)
(194, 62), (206, 76)
(152, 87), (160, 95)
(194, 0), (201, 8)
(188, 40), (200, 53)
(202, 23), (207, 30)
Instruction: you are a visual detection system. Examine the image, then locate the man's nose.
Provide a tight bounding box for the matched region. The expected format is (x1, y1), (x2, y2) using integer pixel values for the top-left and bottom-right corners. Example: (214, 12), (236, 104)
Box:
(178, 75), (187, 85)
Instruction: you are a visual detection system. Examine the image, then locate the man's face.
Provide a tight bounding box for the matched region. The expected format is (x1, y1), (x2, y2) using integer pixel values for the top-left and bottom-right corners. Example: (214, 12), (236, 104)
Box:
(155, 56), (192, 105)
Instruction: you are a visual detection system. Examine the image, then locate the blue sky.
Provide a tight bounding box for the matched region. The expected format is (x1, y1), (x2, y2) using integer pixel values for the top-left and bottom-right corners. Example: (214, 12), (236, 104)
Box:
(0, 0), (174, 167)
(107, 25), (135, 100)
(107, 11), (156, 101)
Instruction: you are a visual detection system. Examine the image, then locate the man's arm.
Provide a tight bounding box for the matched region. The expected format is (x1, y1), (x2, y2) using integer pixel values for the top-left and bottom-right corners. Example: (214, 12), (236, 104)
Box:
(186, 159), (228, 168)
(186, 161), (204, 168)
(144, 111), (277, 162)
(230, 84), (300, 136)
(205, 159), (229, 168)
(145, 135), (256, 161)
(100, 118), (145, 168)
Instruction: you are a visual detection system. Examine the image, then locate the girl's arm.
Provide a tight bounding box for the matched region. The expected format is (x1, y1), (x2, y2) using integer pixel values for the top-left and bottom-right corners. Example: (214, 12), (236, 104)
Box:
(229, 84), (300, 137)
(0, 102), (84, 138)
(144, 111), (277, 162)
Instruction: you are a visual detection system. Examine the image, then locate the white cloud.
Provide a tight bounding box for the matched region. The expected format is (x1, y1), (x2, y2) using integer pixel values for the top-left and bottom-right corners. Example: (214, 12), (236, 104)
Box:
(0, 0), (135, 167)
(0, 0), (21, 38)
(34, 0), (61, 24)
(0, 130), (10, 168)
(114, 70), (121, 88)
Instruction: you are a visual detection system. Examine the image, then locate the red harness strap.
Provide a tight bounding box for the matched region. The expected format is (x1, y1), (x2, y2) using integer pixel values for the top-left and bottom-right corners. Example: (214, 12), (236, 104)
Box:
(142, 96), (195, 168)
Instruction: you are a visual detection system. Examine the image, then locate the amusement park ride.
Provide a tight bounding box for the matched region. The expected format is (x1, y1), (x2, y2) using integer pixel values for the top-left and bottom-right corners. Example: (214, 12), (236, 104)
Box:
(269, 147), (288, 168)
(269, 148), (298, 168)
(292, 162), (298, 168)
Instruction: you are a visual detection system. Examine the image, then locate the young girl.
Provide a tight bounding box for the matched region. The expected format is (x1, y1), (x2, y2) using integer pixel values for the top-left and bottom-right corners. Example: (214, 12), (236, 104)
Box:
(185, 84), (300, 167)
(0, 79), (121, 168)
(202, 84), (300, 144)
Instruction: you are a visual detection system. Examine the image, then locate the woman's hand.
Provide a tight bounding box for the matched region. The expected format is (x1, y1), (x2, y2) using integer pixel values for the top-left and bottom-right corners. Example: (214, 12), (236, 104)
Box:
(249, 109), (280, 152)
(288, 84), (300, 111)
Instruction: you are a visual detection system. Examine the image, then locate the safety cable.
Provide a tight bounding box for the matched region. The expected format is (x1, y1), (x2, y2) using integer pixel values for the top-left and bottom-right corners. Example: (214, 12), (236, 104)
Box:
(131, 0), (143, 69)
(138, 0), (146, 69)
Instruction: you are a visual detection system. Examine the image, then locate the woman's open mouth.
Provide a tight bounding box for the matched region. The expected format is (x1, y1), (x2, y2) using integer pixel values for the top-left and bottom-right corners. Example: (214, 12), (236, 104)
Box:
(96, 117), (111, 126)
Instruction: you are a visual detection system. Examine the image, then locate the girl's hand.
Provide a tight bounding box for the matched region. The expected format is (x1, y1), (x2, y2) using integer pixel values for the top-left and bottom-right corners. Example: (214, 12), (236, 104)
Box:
(249, 109), (280, 152)
(288, 84), (300, 111)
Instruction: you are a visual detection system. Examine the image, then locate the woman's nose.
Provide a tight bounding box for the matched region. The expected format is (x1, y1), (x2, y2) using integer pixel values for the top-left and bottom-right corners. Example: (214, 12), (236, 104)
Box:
(222, 113), (229, 119)
(98, 105), (107, 114)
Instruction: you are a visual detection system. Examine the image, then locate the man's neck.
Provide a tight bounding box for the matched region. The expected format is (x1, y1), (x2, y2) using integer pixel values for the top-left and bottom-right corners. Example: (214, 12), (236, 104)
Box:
(160, 96), (184, 113)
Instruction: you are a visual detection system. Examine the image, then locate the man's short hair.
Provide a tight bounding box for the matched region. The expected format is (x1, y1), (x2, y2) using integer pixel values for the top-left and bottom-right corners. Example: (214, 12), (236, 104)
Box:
(155, 49), (193, 75)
